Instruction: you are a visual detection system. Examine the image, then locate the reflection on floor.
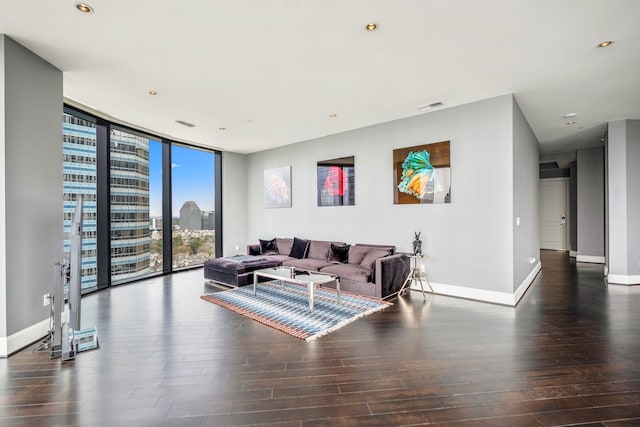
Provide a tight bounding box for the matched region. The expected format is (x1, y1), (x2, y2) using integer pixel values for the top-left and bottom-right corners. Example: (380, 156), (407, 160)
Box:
(1, 250), (639, 426)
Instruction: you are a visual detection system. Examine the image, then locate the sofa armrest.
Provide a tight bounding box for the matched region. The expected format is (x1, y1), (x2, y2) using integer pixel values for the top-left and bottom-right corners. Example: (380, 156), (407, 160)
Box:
(247, 243), (261, 256)
(375, 253), (410, 298)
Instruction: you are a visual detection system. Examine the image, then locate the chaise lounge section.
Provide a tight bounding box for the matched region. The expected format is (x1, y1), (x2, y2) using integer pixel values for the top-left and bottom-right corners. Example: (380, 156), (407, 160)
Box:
(247, 237), (410, 299)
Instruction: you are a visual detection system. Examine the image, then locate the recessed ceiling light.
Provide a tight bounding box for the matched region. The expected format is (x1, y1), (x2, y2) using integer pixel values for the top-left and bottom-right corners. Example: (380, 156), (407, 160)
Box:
(365, 23), (378, 31)
(175, 120), (195, 128)
(566, 121), (576, 125)
(75, 3), (93, 13)
(597, 40), (614, 48)
(417, 102), (443, 111)
(563, 113), (577, 118)
(148, 90), (158, 96)
(329, 113), (337, 118)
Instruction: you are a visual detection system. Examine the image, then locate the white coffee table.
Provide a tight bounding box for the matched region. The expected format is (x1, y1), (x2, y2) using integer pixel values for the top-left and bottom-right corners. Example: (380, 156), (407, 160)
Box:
(253, 266), (340, 312)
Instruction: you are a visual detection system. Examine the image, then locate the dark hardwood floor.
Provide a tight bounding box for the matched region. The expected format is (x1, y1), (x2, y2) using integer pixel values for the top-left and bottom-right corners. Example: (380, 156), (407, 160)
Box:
(2, 250), (640, 426)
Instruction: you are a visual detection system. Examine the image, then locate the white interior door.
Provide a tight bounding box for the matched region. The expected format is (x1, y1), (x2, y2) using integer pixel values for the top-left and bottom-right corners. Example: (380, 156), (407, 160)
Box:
(539, 179), (568, 250)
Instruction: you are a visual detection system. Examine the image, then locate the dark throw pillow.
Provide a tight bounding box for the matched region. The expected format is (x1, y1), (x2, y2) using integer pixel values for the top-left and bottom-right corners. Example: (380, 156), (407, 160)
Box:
(289, 237), (310, 259)
(259, 238), (278, 255)
(328, 243), (350, 263)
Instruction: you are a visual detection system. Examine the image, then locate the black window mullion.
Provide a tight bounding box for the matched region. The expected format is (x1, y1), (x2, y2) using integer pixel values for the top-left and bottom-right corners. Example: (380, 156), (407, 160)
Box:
(215, 152), (222, 257)
(162, 141), (172, 274)
(95, 120), (111, 290)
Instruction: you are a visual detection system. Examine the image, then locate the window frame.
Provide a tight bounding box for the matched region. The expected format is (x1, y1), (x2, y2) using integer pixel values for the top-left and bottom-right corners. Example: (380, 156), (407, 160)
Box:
(63, 104), (222, 294)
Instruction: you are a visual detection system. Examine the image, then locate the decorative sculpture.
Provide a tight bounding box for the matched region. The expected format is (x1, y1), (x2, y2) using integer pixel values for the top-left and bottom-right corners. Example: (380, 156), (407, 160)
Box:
(412, 231), (423, 256)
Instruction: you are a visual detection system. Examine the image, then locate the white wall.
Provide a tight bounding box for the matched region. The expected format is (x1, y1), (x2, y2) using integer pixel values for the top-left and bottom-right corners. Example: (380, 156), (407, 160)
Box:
(1, 36), (63, 356)
(576, 146), (605, 263)
(244, 95), (538, 304)
(221, 151), (248, 256)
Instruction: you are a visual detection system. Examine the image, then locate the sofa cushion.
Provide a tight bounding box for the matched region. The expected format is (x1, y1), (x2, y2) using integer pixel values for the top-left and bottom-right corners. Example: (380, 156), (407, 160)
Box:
(276, 238), (293, 255)
(307, 240), (340, 260)
(328, 243), (350, 263)
(348, 245), (370, 265)
(283, 258), (332, 271)
(360, 248), (392, 270)
(259, 238), (278, 255)
(354, 243), (396, 254)
(320, 263), (372, 284)
(261, 254), (293, 263)
(289, 237), (310, 259)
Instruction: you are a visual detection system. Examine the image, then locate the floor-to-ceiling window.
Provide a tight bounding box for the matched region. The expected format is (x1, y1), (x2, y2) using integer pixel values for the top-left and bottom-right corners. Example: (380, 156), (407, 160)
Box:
(63, 106), (220, 293)
(109, 128), (152, 285)
(148, 141), (163, 273)
(63, 111), (98, 292)
(171, 145), (216, 269)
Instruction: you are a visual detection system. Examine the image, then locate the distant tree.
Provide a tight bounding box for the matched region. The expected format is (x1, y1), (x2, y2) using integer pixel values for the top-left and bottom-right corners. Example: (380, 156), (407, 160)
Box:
(150, 239), (162, 254)
(190, 237), (204, 255)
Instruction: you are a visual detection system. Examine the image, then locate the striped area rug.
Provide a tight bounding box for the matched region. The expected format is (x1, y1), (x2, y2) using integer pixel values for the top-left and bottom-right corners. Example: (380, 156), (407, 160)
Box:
(201, 281), (391, 341)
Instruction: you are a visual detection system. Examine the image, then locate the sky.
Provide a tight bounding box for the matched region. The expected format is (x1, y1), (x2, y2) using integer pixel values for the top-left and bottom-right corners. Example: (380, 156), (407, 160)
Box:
(149, 142), (215, 217)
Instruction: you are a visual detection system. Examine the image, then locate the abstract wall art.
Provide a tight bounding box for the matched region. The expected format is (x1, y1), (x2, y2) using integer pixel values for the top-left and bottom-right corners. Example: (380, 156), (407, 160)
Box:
(264, 166), (291, 208)
(317, 156), (355, 207)
(393, 141), (451, 204)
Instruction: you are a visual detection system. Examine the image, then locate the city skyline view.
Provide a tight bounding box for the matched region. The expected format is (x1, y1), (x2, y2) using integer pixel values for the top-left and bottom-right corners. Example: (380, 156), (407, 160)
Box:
(64, 109), (218, 291)
(149, 142), (215, 218)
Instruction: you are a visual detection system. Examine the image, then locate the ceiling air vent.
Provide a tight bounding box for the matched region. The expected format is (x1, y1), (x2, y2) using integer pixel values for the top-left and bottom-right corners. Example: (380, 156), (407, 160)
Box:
(175, 120), (195, 128)
(417, 101), (443, 111)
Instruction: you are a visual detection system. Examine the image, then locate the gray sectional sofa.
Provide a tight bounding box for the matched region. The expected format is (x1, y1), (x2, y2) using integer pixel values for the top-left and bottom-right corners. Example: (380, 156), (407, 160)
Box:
(247, 237), (410, 299)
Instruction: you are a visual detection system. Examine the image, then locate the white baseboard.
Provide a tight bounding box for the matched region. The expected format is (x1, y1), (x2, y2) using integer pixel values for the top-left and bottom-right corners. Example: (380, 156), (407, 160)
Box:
(576, 255), (605, 264)
(514, 262), (542, 305)
(569, 251), (577, 258)
(607, 274), (640, 285)
(409, 263), (540, 306)
(0, 318), (49, 358)
(413, 281), (516, 305)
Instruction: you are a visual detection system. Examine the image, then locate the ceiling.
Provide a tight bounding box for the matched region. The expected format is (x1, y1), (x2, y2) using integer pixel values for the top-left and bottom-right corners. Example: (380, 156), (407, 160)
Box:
(1, 0), (639, 155)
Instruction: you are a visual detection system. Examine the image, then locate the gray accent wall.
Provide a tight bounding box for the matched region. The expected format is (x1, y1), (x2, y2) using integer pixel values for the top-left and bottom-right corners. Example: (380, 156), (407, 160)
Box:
(626, 121), (640, 277)
(1, 36), (63, 354)
(569, 161), (577, 253)
(512, 98), (540, 292)
(221, 151), (248, 256)
(246, 94), (538, 298)
(607, 120), (640, 280)
(576, 146), (605, 260)
(0, 36), (5, 339)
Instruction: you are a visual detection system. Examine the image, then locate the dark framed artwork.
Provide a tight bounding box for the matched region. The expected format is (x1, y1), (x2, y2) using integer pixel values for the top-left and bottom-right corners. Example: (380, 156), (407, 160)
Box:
(264, 166), (291, 208)
(317, 156), (355, 206)
(393, 141), (451, 204)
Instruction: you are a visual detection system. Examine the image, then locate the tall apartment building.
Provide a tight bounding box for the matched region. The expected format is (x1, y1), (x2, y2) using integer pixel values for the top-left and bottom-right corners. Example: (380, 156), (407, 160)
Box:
(110, 130), (151, 284)
(62, 113), (98, 290)
(63, 113), (151, 289)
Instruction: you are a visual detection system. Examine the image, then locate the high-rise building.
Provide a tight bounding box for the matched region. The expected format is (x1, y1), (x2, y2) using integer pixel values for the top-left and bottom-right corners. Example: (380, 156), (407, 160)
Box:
(180, 201), (202, 231)
(110, 129), (151, 284)
(201, 210), (215, 230)
(64, 114), (153, 288)
(63, 113), (98, 290)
